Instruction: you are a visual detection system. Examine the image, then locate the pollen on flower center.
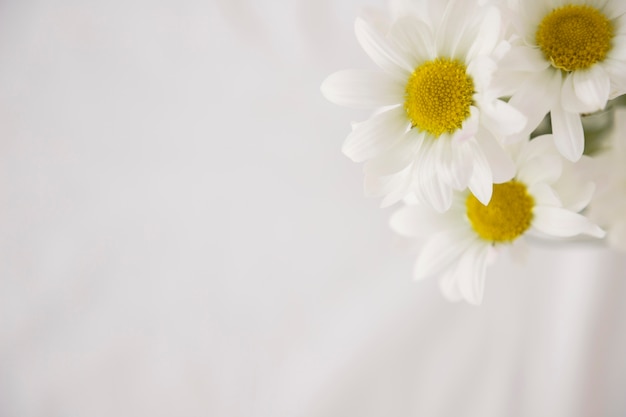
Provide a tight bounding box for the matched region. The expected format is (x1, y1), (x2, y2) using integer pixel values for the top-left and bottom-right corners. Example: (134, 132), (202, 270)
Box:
(404, 58), (474, 137)
(535, 5), (613, 71)
(466, 180), (534, 243)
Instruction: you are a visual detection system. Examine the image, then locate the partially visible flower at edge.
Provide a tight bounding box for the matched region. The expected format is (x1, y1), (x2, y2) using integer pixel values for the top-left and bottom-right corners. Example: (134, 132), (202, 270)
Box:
(321, 0), (526, 212)
(390, 135), (605, 305)
(497, 0), (626, 161)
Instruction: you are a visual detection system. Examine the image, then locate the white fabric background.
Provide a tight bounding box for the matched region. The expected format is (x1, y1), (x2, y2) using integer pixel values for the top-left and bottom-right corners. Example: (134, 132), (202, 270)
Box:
(0, 0), (625, 416)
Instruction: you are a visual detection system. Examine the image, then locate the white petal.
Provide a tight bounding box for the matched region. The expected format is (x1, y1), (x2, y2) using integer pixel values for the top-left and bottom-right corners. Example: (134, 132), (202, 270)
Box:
(440, 140), (474, 190)
(467, 142), (494, 204)
(410, 138), (454, 212)
(342, 106), (409, 162)
(528, 182), (562, 206)
(515, 133), (556, 164)
(364, 165), (410, 198)
(604, 58), (626, 97)
(355, 17), (413, 79)
(555, 172), (596, 212)
(476, 132), (516, 183)
(436, 0), (476, 57)
(466, 6), (501, 61)
(389, 16), (436, 64)
(363, 129), (421, 176)
(499, 45), (550, 73)
(321, 70), (404, 108)
(608, 35), (626, 61)
(452, 106), (480, 143)
(508, 69), (561, 139)
(414, 229), (477, 279)
(451, 242), (490, 305)
(517, 155), (563, 186)
(479, 99), (527, 136)
(561, 72), (598, 113)
(550, 106), (585, 161)
(439, 270), (464, 302)
(423, 170), (454, 212)
(602, 0), (626, 19)
(380, 188), (410, 208)
(532, 207), (606, 238)
(573, 65), (611, 112)
(467, 56), (497, 92)
(390, 203), (460, 238)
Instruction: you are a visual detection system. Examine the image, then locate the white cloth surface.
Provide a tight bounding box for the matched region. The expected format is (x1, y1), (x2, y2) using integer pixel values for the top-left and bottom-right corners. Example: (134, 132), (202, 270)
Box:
(0, 1), (625, 416)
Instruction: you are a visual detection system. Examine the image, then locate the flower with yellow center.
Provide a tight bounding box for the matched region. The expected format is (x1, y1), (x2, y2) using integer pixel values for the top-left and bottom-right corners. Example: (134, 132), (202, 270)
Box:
(321, 0), (527, 212)
(404, 58), (475, 136)
(497, 0), (626, 162)
(391, 135), (605, 305)
(466, 180), (534, 242)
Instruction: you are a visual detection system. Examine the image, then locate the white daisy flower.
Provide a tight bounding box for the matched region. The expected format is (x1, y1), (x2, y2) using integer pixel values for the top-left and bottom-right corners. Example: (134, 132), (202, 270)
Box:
(499, 0), (626, 161)
(321, 0), (526, 212)
(390, 135), (605, 305)
(586, 107), (626, 251)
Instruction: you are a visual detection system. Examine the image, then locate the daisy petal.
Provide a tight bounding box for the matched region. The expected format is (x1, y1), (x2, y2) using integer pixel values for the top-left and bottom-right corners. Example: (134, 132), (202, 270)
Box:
(321, 70), (404, 108)
(516, 134), (556, 164)
(414, 229), (477, 279)
(342, 106), (408, 162)
(466, 6), (501, 61)
(561, 72), (598, 113)
(528, 183), (562, 206)
(437, 0), (479, 57)
(573, 65), (611, 112)
(467, 56), (497, 91)
(532, 207), (606, 238)
(551, 105), (585, 161)
(390, 203), (461, 238)
(509, 70), (561, 139)
(423, 171), (454, 213)
(355, 17), (413, 79)
(439, 270), (463, 302)
(453, 106), (480, 143)
(467, 142), (493, 205)
(499, 45), (550, 73)
(565, 181), (596, 212)
(476, 133), (515, 183)
(517, 155), (563, 186)
(364, 129), (421, 176)
(452, 243), (490, 305)
(480, 99), (527, 137)
(602, 0), (626, 19)
(608, 35), (626, 61)
(389, 16), (436, 63)
(441, 140), (473, 190)
(603, 58), (626, 98)
(364, 166), (410, 198)
(423, 141), (454, 211)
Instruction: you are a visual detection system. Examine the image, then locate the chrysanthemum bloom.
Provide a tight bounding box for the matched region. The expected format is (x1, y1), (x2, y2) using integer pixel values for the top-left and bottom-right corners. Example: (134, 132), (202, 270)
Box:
(586, 107), (626, 251)
(321, 0), (526, 212)
(390, 135), (605, 305)
(499, 0), (626, 161)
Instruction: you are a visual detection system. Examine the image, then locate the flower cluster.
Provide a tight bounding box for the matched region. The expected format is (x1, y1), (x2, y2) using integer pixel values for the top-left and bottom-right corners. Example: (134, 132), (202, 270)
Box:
(322, 0), (626, 304)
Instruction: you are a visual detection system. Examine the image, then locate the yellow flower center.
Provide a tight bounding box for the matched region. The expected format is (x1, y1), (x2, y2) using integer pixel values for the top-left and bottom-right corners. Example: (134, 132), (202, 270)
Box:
(404, 58), (474, 137)
(535, 4), (613, 71)
(466, 180), (534, 243)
